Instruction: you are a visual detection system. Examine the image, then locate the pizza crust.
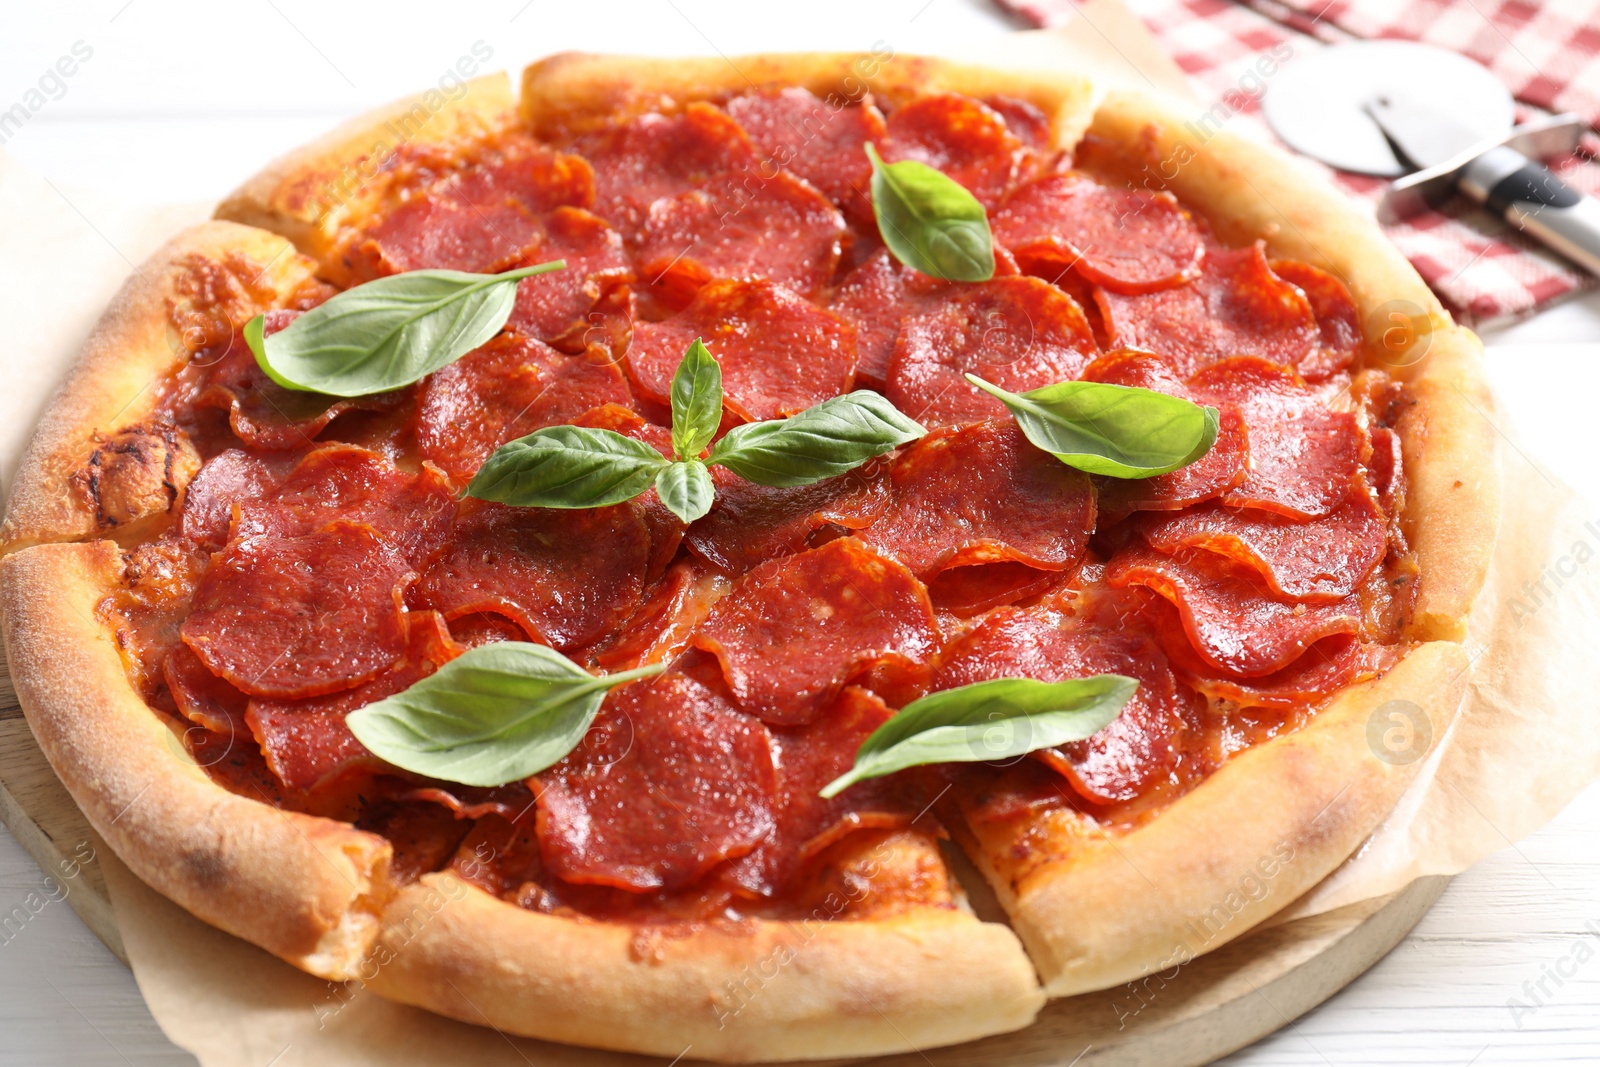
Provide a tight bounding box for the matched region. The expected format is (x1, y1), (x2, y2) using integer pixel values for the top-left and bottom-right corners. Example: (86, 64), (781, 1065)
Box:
(0, 221), (321, 554)
(368, 864), (1044, 1061)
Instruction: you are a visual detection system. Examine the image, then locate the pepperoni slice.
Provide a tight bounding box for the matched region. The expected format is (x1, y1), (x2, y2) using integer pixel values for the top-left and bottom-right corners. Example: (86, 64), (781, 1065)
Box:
(571, 404), (683, 577)
(1190, 356), (1361, 520)
(691, 538), (940, 725)
(884, 93), (1024, 208)
(410, 499), (649, 651)
(350, 144), (595, 276)
(579, 102), (759, 234)
(828, 247), (1020, 390)
(1157, 623), (1397, 711)
(1136, 487), (1386, 602)
(498, 207), (634, 350)
(163, 643), (249, 736)
(985, 96), (1053, 151)
(858, 420), (1094, 615)
(886, 276), (1099, 428)
(685, 462), (890, 576)
(183, 312), (404, 452)
(247, 611), (462, 793)
(1270, 260), (1364, 381)
(993, 174), (1203, 294)
(446, 612), (527, 650)
(535, 668), (776, 891)
(935, 605), (1192, 804)
(413, 332), (631, 481)
(1106, 545), (1362, 677)
(592, 560), (730, 671)
(181, 522), (414, 698)
(234, 445), (455, 568)
(572, 402), (673, 455)
(828, 249), (948, 390)
(180, 449), (299, 549)
(627, 279), (857, 422)
(726, 88), (887, 226)
(727, 686), (918, 896)
(247, 697), (375, 795)
(1096, 244), (1318, 377)
(1083, 350), (1250, 521)
(637, 168), (845, 307)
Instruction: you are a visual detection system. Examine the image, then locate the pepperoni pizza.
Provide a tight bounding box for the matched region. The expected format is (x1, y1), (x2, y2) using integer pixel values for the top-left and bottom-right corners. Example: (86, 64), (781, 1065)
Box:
(0, 52), (1499, 1060)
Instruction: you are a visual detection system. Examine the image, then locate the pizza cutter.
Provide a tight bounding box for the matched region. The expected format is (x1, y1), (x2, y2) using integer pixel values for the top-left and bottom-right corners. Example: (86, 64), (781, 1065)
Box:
(1261, 40), (1600, 276)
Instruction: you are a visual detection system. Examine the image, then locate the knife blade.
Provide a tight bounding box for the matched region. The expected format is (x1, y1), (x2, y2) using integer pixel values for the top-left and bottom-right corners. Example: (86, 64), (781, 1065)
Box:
(1366, 96), (1600, 276)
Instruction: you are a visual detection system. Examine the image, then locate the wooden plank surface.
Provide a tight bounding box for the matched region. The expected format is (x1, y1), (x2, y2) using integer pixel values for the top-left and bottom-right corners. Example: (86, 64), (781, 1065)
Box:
(0, 668), (120, 962)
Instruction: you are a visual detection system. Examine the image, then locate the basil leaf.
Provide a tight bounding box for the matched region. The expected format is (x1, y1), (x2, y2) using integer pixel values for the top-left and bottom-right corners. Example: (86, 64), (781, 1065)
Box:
(466, 426), (669, 508)
(670, 339), (723, 461)
(346, 643), (664, 787)
(246, 261), (565, 398)
(820, 675), (1136, 798)
(654, 460), (715, 523)
(967, 374), (1219, 479)
(865, 142), (994, 282)
(706, 391), (925, 487)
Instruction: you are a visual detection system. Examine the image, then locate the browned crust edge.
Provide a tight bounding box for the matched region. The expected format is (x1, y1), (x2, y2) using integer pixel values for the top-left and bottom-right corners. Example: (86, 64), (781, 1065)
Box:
(0, 221), (320, 554)
(368, 877), (1044, 1061)
(0, 539), (393, 977)
(214, 72), (516, 268)
(517, 50), (1100, 146)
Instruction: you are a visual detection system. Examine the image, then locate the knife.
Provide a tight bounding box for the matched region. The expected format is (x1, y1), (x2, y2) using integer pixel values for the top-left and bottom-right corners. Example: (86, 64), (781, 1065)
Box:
(1367, 96), (1600, 276)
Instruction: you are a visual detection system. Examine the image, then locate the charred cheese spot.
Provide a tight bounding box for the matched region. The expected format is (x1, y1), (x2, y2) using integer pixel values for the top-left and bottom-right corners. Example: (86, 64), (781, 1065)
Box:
(71, 422), (201, 531)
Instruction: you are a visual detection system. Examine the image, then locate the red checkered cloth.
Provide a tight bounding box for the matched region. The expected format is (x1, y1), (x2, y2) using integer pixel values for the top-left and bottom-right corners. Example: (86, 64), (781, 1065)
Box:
(996, 0), (1600, 323)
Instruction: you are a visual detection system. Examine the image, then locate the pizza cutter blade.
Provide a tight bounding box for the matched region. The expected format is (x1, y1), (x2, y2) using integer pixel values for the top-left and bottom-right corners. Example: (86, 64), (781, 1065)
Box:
(1261, 40), (1514, 179)
(1263, 40), (1600, 277)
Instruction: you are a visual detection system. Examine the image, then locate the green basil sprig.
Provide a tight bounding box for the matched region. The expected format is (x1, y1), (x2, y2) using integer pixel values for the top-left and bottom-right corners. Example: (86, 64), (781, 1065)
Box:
(820, 674), (1136, 798)
(654, 460), (715, 522)
(466, 340), (926, 523)
(346, 642), (663, 787)
(244, 261), (566, 398)
(967, 374), (1219, 479)
(670, 338), (723, 462)
(705, 390), (924, 486)
(464, 426), (669, 509)
(865, 142), (995, 283)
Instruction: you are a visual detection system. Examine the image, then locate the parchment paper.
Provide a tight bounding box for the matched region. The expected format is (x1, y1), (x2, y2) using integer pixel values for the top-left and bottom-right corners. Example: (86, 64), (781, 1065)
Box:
(3, 9), (1597, 1065)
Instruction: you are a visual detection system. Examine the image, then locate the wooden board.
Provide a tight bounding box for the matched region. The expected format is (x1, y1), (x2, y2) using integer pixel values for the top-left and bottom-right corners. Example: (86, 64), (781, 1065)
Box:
(0, 666), (123, 963)
(0, 647), (1446, 1066)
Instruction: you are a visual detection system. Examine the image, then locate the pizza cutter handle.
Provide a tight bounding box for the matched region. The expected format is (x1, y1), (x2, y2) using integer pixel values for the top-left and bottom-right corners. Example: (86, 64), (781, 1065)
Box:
(1459, 146), (1600, 277)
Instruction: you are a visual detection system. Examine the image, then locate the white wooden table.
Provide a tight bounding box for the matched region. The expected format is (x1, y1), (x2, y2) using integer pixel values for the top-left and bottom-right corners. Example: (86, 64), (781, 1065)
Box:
(2, 2), (1597, 1063)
